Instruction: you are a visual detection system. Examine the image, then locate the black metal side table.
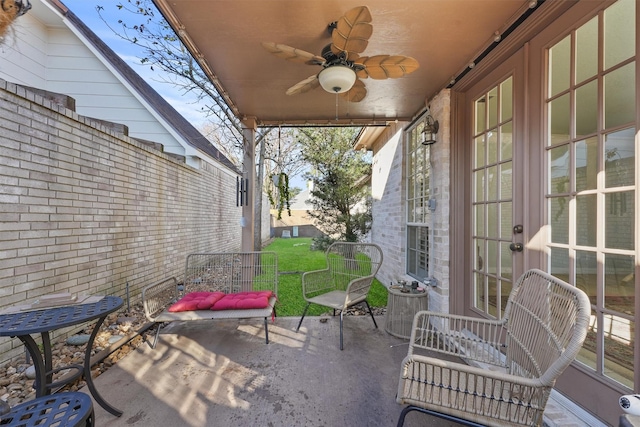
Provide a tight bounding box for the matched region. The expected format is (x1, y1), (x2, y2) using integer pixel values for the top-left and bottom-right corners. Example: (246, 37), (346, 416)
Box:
(0, 296), (123, 416)
(0, 392), (94, 426)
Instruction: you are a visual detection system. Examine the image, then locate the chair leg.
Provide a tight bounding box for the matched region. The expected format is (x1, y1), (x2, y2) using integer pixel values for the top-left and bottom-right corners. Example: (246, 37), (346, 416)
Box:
(363, 300), (378, 329)
(397, 405), (488, 427)
(86, 407), (95, 427)
(339, 310), (344, 350)
(151, 323), (162, 349)
(296, 303), (311, 332)
(396, 405), (414, 427)
(263, 317), (269, 344)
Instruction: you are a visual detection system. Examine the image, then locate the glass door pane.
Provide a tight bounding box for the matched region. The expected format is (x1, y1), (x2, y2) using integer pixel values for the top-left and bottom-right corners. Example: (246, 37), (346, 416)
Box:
(472, 76), (514, 319)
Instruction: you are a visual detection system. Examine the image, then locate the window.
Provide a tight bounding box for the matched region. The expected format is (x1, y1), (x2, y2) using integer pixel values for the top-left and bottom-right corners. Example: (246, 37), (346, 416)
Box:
(406, 120), (430, 280)
(545, 0), (636, 389)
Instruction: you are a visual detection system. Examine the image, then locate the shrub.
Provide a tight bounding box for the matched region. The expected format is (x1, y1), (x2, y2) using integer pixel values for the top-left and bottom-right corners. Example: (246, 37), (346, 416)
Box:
(310, 235), (335, 251)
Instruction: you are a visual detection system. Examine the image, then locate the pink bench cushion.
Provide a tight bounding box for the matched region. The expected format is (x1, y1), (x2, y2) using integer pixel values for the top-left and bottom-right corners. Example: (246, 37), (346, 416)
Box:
(168, 292), (226, 312)
(211, 291), (273, 311)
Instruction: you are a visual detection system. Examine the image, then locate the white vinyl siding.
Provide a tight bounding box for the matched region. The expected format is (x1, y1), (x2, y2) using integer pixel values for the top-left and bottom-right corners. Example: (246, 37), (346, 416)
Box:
(1, 13), (185, 155)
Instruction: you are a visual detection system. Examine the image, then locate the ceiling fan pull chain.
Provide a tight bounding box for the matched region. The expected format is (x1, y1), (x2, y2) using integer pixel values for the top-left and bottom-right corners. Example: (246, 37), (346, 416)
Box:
(335, 93), (339, 121)
(346, 94), (350, 117)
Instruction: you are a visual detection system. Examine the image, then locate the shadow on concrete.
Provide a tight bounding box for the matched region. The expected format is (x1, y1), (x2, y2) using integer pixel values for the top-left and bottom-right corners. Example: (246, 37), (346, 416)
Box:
(86, 316), (461, 426)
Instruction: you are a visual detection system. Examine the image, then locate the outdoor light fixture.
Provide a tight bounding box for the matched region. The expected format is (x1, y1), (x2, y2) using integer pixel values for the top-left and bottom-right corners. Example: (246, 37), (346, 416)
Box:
(421, 114), (439, 145)
(318, 65), (357, 94)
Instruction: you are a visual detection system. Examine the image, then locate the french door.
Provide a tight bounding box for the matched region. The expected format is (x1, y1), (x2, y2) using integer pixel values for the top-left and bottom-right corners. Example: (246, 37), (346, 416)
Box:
(454, 1), (637, 423)
(464, 51), (526, 319)
(537, 0), (637, 416)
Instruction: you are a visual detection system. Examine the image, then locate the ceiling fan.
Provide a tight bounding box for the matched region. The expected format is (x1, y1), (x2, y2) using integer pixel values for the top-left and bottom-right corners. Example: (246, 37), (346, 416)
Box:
(262, 5), (419, 103)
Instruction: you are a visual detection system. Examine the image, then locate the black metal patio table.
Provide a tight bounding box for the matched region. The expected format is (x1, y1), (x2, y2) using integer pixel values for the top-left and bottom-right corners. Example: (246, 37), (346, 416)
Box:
(0, 296), (123, 417)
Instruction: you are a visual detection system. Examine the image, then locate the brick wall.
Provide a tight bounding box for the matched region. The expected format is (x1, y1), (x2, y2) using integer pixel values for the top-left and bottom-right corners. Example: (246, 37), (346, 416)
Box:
(370, 90), (451, 313)
(427, 90), (451, 313)
(370, 122), (406, 288)
(0, 80), (251, 363)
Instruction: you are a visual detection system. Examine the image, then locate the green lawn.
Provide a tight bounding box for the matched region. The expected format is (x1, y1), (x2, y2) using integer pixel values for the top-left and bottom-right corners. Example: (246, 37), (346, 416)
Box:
(264, 237), (388, 317)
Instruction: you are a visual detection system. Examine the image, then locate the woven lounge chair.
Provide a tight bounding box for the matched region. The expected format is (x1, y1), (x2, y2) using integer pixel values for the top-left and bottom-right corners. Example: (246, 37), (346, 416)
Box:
(396, 269), (591, 427)
(296, 242), (383, 350)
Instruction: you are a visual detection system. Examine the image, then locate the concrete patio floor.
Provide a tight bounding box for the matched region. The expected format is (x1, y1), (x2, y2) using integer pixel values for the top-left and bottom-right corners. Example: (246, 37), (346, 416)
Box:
(84, 315), (461, 427)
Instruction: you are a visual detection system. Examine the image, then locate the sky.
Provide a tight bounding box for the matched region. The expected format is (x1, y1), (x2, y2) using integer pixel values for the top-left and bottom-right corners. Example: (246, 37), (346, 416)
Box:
(63, 0), (210, 128)
(62, 0), (309, 189)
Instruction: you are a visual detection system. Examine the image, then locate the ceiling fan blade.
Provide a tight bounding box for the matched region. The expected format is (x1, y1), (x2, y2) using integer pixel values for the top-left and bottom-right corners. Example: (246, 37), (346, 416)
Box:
(262, 42), (325, 65)
(331, 6), (373, 60)
(356, 55), (420, 79)
(339, 79), (367, 102)
(286, 75), (320, 95)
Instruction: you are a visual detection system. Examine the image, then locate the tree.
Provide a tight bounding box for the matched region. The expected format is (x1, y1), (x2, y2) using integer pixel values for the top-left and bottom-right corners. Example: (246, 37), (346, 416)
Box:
(262, 128), (305, 220)
(297, 127), (372, 244)
(0, 0), (31, 42)
(99, 1), (242, 139)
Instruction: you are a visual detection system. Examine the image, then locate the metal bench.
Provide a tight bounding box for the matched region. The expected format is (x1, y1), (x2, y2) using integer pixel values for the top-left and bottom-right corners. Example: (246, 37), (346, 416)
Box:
(142, 252), (278, 348)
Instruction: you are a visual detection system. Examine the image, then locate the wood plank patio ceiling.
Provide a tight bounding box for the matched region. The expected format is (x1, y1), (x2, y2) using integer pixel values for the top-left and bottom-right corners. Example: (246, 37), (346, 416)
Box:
(153, 0), (535, 126)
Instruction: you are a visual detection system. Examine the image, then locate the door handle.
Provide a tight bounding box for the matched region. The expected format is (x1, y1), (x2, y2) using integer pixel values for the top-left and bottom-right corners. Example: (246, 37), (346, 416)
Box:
(509, 242), (524, 252)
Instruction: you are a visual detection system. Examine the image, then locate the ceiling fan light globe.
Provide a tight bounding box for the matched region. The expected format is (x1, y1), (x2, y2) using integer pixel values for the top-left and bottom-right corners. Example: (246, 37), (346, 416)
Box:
(318, 66), (357, 94)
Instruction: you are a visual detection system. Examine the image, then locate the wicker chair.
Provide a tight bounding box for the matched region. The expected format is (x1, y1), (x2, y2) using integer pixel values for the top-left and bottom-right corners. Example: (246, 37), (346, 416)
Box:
(296, 242), (383, 350)
(396, 269), (591, 427)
